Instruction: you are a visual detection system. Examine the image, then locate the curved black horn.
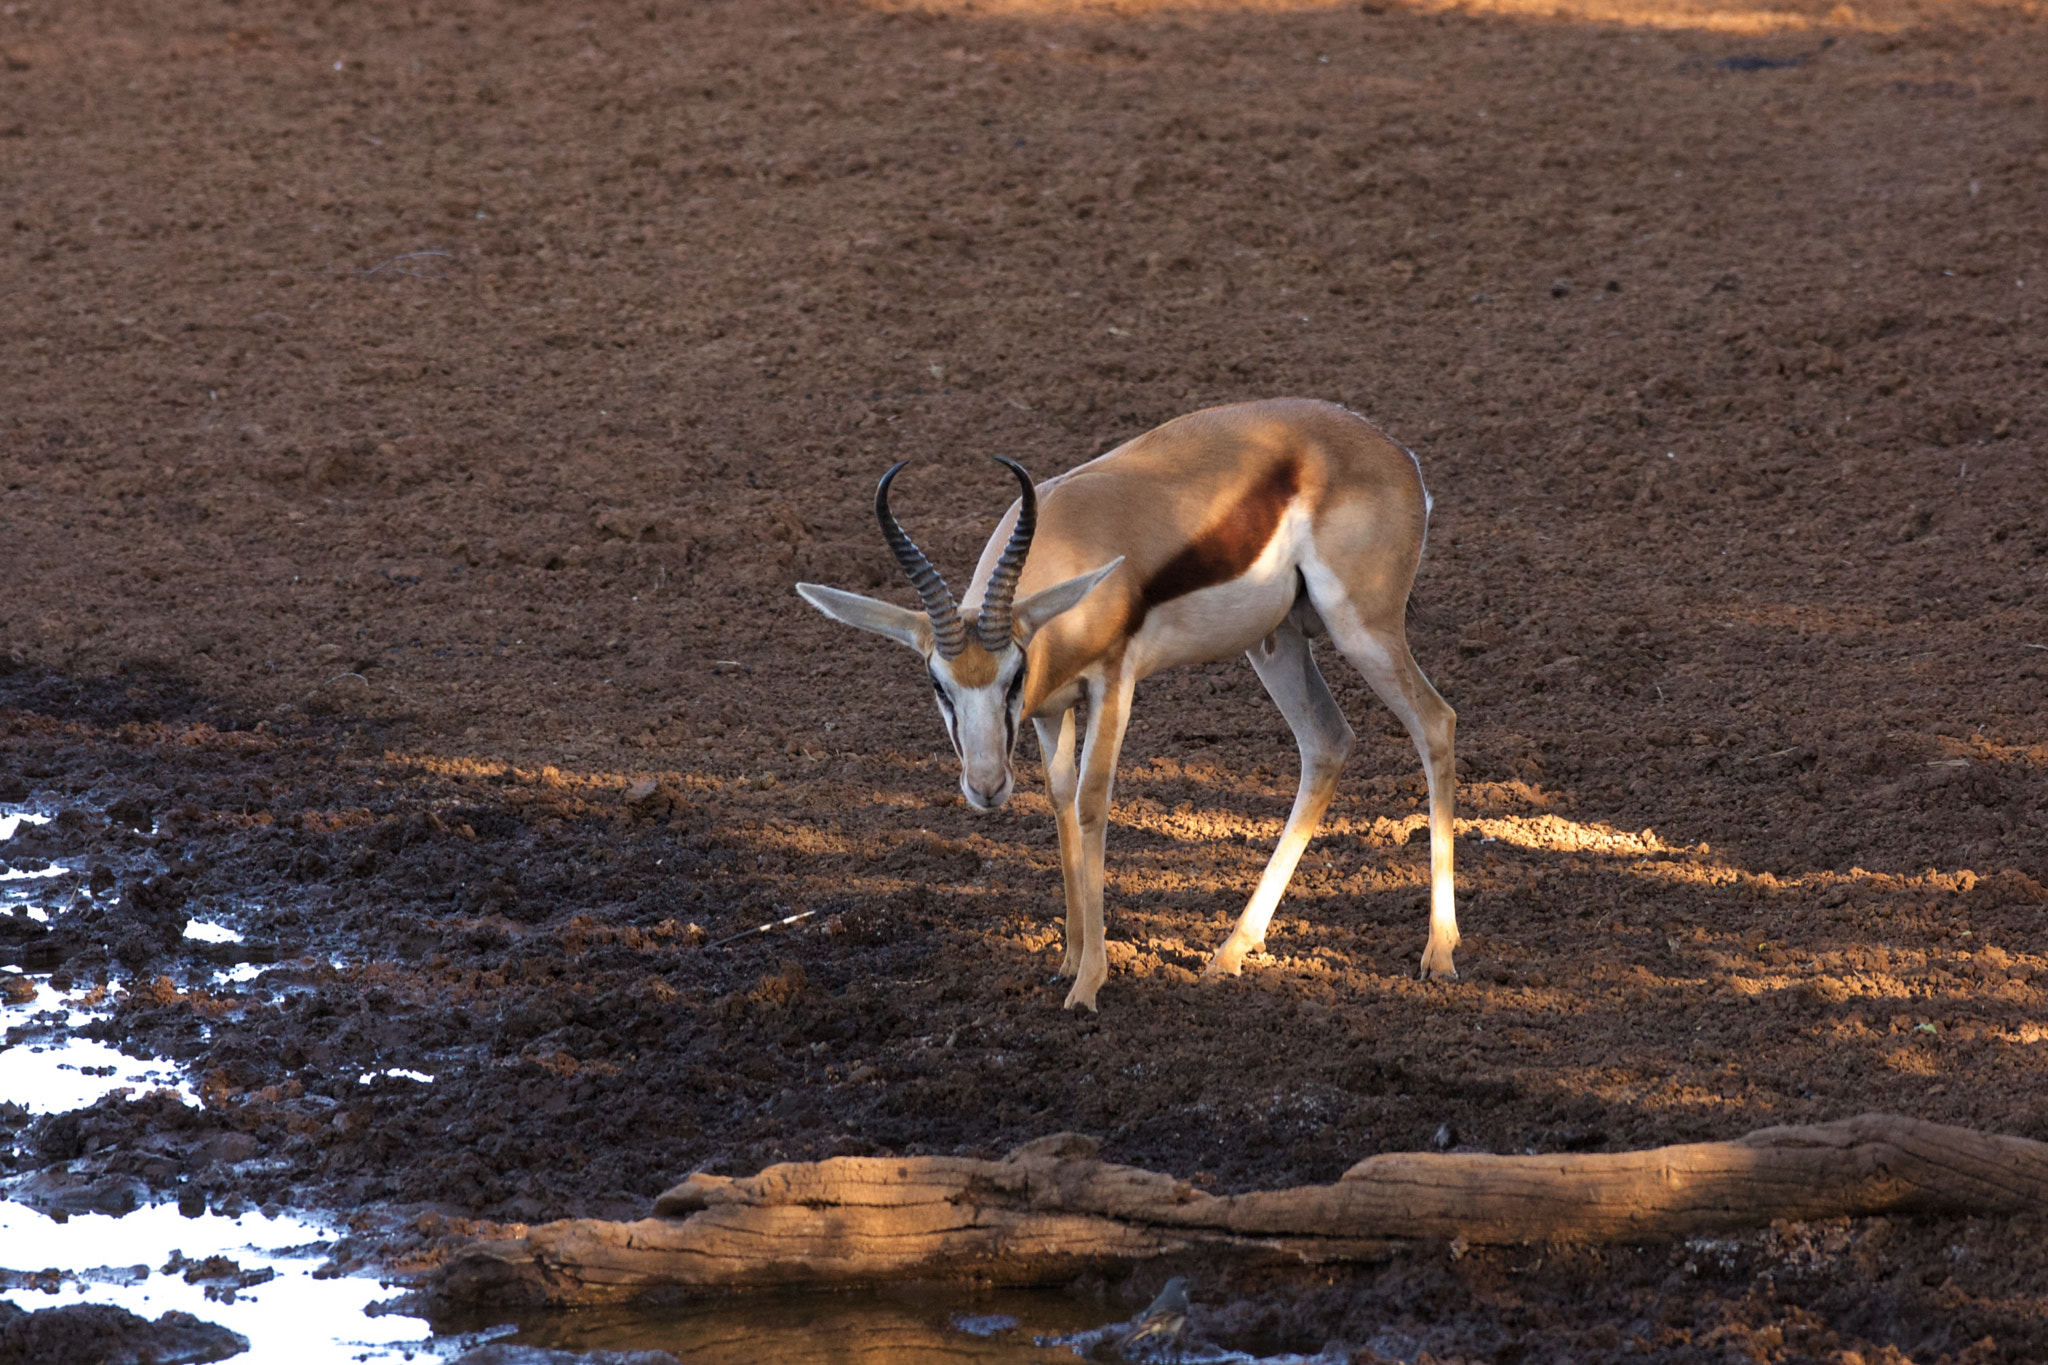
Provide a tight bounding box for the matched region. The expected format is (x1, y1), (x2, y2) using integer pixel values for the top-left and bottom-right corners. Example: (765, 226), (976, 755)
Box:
(976, 457), (1037, 651)
(875, 461), (969, 659)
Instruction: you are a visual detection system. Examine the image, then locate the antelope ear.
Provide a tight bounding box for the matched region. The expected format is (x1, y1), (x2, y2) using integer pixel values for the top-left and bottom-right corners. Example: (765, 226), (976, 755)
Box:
(1012, 557), (1125, 643)
(796, 583), (933, 653)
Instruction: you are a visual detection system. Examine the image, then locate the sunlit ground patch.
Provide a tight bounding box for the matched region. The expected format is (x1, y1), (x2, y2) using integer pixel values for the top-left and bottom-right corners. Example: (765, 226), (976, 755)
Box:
(861, 0), (2031, 34)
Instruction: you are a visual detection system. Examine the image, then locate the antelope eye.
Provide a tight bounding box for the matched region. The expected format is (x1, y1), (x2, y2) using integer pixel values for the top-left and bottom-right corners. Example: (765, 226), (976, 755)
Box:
(1005, 669), (1026, 704)
(930, 674), (952, 707)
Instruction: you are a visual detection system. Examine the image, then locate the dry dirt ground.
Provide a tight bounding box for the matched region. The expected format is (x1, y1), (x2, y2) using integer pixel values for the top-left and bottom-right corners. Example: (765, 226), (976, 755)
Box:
(2, 0), (2046, 1358)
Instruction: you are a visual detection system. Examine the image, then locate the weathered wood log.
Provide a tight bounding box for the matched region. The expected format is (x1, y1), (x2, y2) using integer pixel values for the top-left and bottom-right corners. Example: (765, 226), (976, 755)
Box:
(428, 1115), (2048, 1308)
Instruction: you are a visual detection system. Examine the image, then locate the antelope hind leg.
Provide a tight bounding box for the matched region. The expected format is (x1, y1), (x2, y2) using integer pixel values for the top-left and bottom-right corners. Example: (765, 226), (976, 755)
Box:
(1206, 621), (1355, 977)
(1324, 616), (1460, 980)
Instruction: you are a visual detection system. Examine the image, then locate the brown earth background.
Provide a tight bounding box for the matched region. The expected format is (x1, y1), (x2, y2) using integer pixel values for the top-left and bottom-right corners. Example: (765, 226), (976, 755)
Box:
(2, 0), (2046, 1358)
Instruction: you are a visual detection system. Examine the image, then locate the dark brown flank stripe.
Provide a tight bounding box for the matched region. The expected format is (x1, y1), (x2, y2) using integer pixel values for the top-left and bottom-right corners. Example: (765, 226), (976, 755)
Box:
(1128, 457), (1301, 635)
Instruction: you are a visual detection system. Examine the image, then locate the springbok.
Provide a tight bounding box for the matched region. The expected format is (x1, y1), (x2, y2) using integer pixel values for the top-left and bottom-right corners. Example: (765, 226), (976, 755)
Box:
(796, 398), (1457, 1011)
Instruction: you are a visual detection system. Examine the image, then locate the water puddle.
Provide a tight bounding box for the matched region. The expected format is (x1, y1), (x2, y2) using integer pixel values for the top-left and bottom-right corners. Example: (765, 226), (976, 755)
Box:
(440, 1287), (1348, 1364)
(1, 1234), (1345, 1365)
(2, 803), (266, 954)
(0, 811), (52, 845)
(1, 955), (329, 1119)
(0, 976), (1336, 1365)
(0, 975), (200, 1115)
(4, 806), (1337, 1364)
(358, 1067), (436, 1086)
(0, 1199), (441, 1364)
(3, 806), (87, 937)
(1, 799), (295, 1115)
(1, 810), (63, 924)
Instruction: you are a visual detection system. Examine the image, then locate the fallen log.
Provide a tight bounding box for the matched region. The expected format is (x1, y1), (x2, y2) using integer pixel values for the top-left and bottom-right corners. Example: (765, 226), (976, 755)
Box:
(429, 1114), (2048, 1308)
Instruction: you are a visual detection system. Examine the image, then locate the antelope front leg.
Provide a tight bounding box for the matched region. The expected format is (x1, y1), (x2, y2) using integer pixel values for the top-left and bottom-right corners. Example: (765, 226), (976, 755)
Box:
(1033, 709), (1084, 980)
(1064, 669), (1134, 1012)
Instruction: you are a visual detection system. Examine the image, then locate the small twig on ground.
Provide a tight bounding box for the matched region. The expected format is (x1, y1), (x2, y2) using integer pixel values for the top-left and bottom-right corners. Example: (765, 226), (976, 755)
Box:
(2025, 642), (2048, 651)
(349, 251), (452, 280)
(710, 908), (817, 949)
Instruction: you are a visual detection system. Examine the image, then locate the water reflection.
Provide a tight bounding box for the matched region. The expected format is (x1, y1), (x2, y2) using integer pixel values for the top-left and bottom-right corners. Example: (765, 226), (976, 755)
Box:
(451, 1287), (1345, 1364)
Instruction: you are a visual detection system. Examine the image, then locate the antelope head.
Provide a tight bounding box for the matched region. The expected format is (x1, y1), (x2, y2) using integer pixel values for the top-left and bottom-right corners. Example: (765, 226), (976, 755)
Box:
(796, 458), (1121, 810)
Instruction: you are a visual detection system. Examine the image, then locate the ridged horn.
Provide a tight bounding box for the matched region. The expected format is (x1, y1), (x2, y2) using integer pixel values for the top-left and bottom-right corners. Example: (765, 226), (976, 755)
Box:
(875, 461), (969, 659)
(976, 457), (1037, 651)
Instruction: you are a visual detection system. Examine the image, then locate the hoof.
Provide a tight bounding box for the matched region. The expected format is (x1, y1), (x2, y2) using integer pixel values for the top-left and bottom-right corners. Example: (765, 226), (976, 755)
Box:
(1203, 937), (1263, 978)
(1062, 983), (1101, 1012)
(1418, 956), (1460, 982)
(1202, 950), (1244, 978)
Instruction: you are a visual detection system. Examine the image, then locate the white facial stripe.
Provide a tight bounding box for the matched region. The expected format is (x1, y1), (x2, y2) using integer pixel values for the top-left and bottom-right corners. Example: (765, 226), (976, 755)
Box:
(932, 652), (1027, 805)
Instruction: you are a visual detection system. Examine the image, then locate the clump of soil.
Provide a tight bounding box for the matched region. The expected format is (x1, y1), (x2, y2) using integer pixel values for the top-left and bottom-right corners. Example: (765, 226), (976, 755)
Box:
(0, 1301), (246, 1365)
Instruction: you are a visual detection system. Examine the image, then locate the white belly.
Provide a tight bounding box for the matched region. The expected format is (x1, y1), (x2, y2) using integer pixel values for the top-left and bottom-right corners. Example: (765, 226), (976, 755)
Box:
(1126, 507), (1308, 677)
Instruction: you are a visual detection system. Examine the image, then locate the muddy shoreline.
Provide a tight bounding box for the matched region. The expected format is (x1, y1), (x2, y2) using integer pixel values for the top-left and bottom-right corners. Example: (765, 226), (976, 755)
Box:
(5, 646), (2046, 1358)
